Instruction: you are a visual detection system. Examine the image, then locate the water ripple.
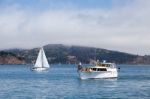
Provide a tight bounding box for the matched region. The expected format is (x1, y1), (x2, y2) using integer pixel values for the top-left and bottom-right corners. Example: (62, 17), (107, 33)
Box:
(0, 65), (150, 98)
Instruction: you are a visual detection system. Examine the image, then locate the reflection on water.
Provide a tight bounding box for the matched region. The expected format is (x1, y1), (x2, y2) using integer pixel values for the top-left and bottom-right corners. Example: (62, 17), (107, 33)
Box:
(0, 64), (150, 98)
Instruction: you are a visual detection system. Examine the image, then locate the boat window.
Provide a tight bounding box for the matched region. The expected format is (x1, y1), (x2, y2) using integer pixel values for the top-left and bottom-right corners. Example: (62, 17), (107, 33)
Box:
(110, 64), (113, 67)
(101, 64), (105, 67)
(91, 68), (107, 71)
(101, 64), (112, 67)
(101, 68), (107, 71)
(92, 68), (97, 71)
(106, 64), (110, 67)
(97, 68), (107, 71)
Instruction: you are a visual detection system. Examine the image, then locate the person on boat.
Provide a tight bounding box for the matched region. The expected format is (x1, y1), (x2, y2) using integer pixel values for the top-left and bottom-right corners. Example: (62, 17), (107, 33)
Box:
(77, 62), (82, 71)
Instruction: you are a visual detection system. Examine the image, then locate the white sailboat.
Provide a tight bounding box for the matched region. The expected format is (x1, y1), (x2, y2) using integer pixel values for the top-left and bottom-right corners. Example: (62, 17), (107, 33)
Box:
(32, 47), (50, 71)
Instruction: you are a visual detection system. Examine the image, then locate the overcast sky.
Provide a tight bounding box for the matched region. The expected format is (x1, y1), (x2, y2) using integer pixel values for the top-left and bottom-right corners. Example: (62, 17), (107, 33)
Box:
(0, 0), (150, 55)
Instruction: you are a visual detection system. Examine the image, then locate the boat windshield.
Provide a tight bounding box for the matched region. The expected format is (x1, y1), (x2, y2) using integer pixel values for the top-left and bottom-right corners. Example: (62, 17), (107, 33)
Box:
(97, 63), (116, 68)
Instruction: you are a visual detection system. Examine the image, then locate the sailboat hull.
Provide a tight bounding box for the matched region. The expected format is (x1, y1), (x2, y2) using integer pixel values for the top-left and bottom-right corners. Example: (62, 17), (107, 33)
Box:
(31, 67), (49, 71)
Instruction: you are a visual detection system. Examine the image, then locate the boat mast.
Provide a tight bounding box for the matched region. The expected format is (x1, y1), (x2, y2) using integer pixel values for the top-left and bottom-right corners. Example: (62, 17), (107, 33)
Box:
(41, 48), (44, 68)
(95, 48), (99, 65)
(94, 48), (97, 61)
(94, 48), (96, 61)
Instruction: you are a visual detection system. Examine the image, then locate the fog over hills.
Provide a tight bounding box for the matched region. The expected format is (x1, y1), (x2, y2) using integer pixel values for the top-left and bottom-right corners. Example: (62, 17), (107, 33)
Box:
(0, 44), (150, 64)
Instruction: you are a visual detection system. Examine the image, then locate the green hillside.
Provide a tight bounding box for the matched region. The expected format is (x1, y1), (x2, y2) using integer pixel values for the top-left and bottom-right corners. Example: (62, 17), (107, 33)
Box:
(2, 44), (150, 64)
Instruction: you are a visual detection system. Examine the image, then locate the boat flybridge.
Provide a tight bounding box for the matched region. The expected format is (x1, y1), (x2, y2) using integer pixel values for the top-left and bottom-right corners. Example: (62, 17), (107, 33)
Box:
(77, 60), (118, 79)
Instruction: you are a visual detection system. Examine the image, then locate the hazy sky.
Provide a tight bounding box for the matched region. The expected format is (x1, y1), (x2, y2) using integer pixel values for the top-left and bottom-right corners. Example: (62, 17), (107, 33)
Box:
(0, 0), (150, 55)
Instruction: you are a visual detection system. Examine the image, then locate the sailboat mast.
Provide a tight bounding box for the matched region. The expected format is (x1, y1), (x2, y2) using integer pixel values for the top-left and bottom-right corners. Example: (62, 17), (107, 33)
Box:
(41, 48), (44, 68)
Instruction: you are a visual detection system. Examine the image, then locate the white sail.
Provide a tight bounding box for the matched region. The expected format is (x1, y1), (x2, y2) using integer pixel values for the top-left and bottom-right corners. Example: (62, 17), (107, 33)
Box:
(41, 48), (50, 68)
(34, 48), (50, 68)
(34, 48), (43, 68)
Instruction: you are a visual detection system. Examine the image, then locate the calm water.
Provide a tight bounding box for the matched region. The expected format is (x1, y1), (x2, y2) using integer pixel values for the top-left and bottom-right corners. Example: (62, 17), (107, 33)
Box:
(0, 64), (150, 99)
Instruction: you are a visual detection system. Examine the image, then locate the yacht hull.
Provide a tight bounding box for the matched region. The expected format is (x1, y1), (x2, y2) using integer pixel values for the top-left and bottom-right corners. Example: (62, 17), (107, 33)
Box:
(31, 67), (48, 71)
(78, 69), (118, 79)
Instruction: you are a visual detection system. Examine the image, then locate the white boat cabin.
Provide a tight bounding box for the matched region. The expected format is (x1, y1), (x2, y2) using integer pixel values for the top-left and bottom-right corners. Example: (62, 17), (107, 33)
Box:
(79, 62), (116, 72)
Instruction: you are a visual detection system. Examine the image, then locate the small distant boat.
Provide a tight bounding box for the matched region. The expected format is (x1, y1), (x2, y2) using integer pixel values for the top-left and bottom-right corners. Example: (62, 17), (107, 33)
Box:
(77, 60), (118, 79)
(32, 47), (50, 71)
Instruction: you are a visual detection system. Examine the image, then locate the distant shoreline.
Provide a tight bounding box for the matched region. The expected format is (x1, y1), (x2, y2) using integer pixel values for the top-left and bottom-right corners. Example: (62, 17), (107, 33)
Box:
(1, 44), (150, 64)
(0, 64), (150, 66)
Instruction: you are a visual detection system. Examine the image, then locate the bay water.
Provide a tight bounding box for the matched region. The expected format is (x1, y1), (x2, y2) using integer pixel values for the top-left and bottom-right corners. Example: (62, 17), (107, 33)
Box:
(0, 64), (150, 99)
